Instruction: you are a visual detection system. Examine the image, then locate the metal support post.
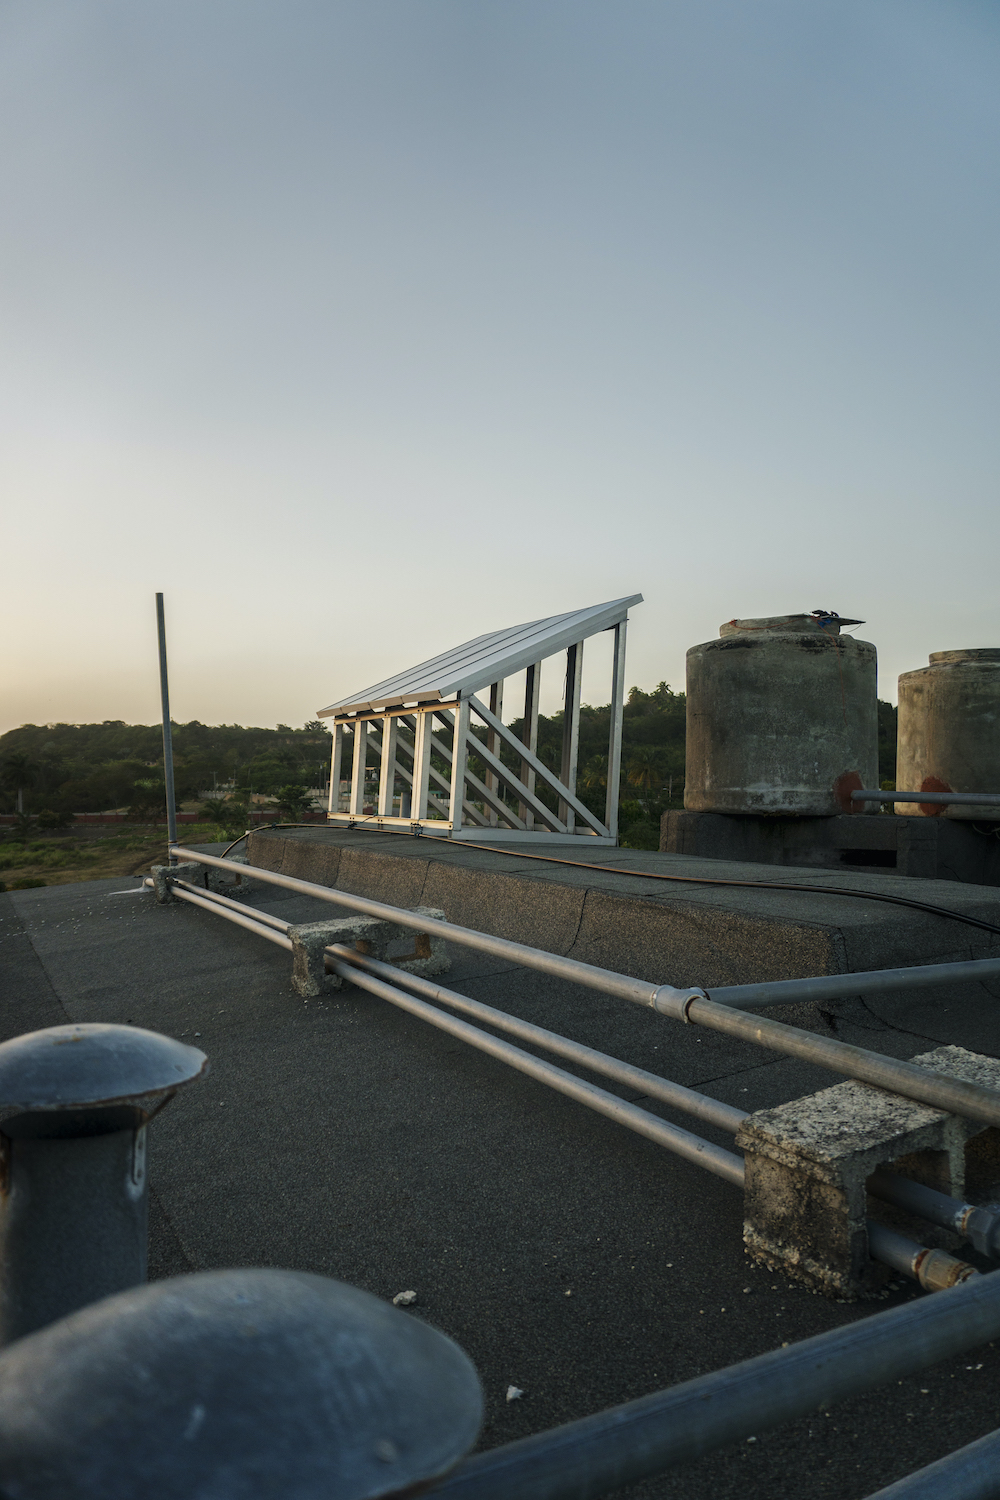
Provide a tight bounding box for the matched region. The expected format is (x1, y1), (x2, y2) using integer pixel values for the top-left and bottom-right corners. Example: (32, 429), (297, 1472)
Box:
(328, 725), (344, 816)
(349, 723), (368, 817)
(0, 1023), (206, 1346)
(485, 681), (504, 826)
(448, 699), (471, 829)
(155, 593), (178, 860)
(411, 710), (433, 821)
(520, 661), (541, 828)
(377, 716), (398, 817)
(559, 642), (583, 831)
(606, 623), (626, 841)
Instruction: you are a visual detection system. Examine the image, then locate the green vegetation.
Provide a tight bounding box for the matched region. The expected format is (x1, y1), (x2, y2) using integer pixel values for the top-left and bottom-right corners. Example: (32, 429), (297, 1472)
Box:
(0, 720), (332, 817)
(1, 695), (900, 867)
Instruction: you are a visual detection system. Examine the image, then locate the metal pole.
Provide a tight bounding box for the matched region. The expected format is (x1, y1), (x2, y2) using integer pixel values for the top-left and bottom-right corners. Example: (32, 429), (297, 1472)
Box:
(653, 989), (1000, 1130)
(860, 1425), (1000, 1500)
(155, 593), (179, 860)
(853, 789), (1000, 807)
(428, 1271), (1000, 1500)
(170, 848), (1000, 1128)
(709, 956), (1000, 1010)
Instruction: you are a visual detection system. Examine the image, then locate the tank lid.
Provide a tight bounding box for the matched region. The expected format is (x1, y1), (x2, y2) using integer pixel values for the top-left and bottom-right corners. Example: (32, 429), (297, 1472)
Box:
(720, 611), (864, 639)
(928, 648), (1000, 665)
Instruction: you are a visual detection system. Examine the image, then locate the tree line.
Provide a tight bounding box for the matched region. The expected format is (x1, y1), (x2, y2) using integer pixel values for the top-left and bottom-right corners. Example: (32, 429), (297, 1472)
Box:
(0, 691), (898, 851)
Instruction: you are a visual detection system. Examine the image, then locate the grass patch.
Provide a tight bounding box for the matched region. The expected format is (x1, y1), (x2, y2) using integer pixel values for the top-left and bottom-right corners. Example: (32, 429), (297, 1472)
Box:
(0, 824), (223, 889)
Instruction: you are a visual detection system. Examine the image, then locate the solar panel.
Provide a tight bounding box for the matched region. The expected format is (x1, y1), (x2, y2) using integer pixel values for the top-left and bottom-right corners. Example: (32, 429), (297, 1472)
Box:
(318, 595), (642, 717)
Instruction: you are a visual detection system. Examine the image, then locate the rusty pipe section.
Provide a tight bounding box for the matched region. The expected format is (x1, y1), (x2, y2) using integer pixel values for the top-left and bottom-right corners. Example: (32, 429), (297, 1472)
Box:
(868, 1170), (1000, 1261)
(865, 1224), (980, 1292)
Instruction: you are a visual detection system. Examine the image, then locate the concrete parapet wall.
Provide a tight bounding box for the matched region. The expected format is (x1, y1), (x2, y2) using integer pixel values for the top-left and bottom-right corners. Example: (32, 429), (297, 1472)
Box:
(243, 830), (1000, 1003)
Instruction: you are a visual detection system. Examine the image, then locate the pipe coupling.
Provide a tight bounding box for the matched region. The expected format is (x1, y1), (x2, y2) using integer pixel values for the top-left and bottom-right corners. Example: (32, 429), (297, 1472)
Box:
(651, 986), (708, 1022)
(912, 1247), (980, 1292)
(959, 1204), (1000, 1261)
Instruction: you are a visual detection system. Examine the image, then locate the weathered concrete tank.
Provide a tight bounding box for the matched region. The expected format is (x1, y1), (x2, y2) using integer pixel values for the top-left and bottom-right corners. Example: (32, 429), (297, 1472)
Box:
(685, 613), (878, 816)
(896, 649), (1000, 820)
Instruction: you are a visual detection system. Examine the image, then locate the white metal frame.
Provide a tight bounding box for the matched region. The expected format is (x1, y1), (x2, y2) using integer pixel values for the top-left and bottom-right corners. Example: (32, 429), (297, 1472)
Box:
(320, 596), (640, 843)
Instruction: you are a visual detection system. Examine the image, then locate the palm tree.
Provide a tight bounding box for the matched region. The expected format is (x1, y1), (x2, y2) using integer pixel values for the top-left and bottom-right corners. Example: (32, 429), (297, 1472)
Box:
(624, 745), (663, 804)
(0, 754), (38, 815)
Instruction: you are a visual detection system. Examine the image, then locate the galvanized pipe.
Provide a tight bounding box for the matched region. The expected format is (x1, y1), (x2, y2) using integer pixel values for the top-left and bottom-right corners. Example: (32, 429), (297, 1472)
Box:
(323, 951), (747, 1186)
(853, 789), (1000, 807)
(864, 1224), (979, 1292)
(163, 880), (970, 1288)
(653, 990), (1000, 1130)
(155, 593), (179, 859)
(709, 957), (1000, 1011)
(170, 847), (662, 1007)
(170, 850), (1000, 1128)
(861, 1424), (1000, 1499)
(428, 1270), (1000, 1500)
(868, 1170), (1000, 1261)
(331, 947), (748, 1136)
(159, 879), (746, 1135)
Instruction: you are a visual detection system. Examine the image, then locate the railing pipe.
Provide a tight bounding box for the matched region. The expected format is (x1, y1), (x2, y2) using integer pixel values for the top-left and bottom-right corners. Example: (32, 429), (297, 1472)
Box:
(653, 990), (1000, 1130)
(427, 1270), (1000, 1500)
(169, 847), (662, 1007)
(324, 950), (747, 1186)
(168, 850), (1000, 1128)
(709, 957), (1000, 1011)
(861, 1424), (1000, 1499)
(853, 789), (1000, 807)
(159, 879), (984, 1296)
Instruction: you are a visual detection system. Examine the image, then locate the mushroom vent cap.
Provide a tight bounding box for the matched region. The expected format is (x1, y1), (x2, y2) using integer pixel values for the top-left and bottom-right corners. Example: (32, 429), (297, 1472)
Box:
(0, 1268), (484, 1500)
(0, 1024), (208, 1124)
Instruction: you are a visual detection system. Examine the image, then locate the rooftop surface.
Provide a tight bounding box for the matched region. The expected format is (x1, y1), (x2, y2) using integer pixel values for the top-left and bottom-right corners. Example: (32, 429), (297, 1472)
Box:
(3, 839), (1000, 1498)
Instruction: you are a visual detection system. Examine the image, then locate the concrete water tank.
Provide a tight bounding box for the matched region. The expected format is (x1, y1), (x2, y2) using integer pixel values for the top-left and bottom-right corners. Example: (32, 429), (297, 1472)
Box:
(896, 649), (1000, 819)
(685, 613), (878, 816)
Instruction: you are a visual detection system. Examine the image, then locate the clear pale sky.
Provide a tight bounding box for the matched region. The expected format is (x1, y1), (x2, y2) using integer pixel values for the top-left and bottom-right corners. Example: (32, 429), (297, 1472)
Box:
(2, 1), (998, 734)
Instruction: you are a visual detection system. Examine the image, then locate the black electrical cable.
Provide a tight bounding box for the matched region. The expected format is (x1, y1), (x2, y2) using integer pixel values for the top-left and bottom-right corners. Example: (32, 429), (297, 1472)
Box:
(207, 820), (1000, 941)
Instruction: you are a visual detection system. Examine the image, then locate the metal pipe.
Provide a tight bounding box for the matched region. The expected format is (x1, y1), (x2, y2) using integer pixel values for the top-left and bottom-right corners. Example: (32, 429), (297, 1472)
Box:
(160, 877), (743, 1182)
(155, 593), (178, 859)
(653, 990), (1000, 1130)
(323, 951), (747, 1187)
(860, 1424), (1000, 1500)
(428, 1270), (1000, 1500)
(868, 1170), (1000, 1261)
(865, 1223), (979, 1292)
(169, 847), (662, 1008)
(171, 850), (1000, 1128)
(853, 789), (1000, 807)
(161, 879), (747, 1135)
(331, 947), (749, 1136)
(163, 882), (966, 1287)
(709, 957), (1000, 1011)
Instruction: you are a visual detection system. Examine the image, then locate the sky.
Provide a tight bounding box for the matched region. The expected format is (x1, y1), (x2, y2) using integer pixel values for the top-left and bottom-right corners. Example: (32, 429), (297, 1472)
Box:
(2, 0), (998, 734)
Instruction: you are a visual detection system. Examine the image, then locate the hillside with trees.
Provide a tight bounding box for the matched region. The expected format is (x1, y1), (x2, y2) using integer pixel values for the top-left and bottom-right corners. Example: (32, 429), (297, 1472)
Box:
(0, 689), (898, 852)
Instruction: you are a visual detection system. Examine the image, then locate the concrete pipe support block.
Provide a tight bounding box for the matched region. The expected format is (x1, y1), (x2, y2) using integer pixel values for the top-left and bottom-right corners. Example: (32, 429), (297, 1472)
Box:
(289, 907), (451, 997)
(149, 864), (202, 904)
(735, 1045), (1000, 1300)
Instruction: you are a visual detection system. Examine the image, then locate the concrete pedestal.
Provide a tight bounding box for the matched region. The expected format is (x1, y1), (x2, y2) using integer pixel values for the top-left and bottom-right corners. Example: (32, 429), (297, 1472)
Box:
(736, 1045), (1000, 1299)
(661, 810), (1000, 887)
